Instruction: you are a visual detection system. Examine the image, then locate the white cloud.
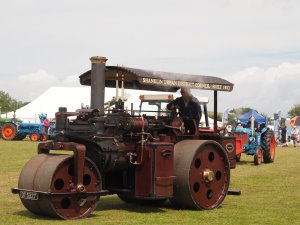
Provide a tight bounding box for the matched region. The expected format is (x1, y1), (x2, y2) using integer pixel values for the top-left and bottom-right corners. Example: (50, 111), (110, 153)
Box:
(1, 0), (300, 76)
(1, 1), (300, 117)
(7, 70), (80, 101)
(5, 61), (300, 118)
(218, 62), (300, 117)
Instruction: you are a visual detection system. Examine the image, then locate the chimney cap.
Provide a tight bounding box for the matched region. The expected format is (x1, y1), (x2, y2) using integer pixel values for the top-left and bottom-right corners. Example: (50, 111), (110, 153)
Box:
(90, 56), (107, 64)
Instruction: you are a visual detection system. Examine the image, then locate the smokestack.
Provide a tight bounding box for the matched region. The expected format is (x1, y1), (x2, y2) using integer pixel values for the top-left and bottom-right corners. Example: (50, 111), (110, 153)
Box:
(90, 56), (107, 114)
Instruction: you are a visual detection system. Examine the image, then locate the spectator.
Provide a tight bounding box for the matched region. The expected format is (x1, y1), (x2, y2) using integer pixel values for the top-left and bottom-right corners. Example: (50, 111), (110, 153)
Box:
(280, 125), (288, 147)
(43, 118), (50, 134)
(291, 125), (299, 148)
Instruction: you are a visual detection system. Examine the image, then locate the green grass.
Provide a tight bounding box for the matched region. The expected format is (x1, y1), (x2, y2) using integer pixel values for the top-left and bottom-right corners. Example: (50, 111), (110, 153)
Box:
(1, 139), (300, 225)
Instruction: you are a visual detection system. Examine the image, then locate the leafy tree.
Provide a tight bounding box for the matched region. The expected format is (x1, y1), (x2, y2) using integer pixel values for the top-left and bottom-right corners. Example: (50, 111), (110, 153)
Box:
(229, 107), (251, 115)
(288, 104), (300, 118)
(260, 112), (268, 119)
(225, 108), (270, 123)
(208, 112), (222, 121)
(0, 90), (29, 115)
(226, 107), (251, 122)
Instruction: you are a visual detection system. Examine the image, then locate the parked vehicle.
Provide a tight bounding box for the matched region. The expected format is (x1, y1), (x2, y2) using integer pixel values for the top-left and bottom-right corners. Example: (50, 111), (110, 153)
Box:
(12, 56), (237, 219)
(234, 109), (275, 165)
(1, 114), (49, 141)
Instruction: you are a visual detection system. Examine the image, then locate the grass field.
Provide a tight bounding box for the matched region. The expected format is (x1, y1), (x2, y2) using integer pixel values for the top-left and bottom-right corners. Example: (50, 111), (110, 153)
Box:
(0, 139), (300, 225)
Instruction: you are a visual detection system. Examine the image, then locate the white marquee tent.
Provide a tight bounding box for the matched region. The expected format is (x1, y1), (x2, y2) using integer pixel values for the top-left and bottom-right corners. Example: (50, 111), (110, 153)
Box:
(1, 87), (178, 122)
(2, 87), (136, 122)
(1, 87), (220, 127)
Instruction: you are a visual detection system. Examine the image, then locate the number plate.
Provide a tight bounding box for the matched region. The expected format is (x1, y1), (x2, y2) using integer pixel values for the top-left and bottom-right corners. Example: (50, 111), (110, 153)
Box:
(19, 190), (38, 200)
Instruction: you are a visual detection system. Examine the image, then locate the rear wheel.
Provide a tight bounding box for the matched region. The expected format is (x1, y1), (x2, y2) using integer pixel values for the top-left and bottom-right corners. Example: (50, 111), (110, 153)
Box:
(40, 134), (48, 141)
(254, 147), (263, 165)
(1, 123), (17, 140)
(170, 140), (230, 210)
(30, 133), (40, 141)
(262, 129), (275, 163)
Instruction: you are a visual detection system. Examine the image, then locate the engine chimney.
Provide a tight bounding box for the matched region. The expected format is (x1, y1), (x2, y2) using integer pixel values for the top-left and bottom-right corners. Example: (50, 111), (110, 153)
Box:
(90, 56), (107, 114)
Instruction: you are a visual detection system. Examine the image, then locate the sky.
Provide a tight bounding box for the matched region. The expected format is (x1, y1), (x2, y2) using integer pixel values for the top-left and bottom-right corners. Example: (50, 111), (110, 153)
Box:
(0, 0), (300, 117)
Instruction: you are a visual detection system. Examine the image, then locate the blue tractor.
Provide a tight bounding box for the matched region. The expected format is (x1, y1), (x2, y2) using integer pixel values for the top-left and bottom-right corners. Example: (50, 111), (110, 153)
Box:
(233, 109), (275, 165)
(1, 114), (51, 141)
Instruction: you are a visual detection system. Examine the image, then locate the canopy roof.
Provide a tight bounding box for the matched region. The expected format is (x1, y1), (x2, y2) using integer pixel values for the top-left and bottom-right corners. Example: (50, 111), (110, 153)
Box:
(289, 116), (300, 126)
(238, 109), (267, 124)
(79, 66), (234, 92)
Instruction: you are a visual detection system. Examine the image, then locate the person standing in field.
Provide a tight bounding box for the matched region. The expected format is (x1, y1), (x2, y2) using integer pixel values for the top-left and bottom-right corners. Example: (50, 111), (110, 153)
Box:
(291, 125), (299, 148)
(280, 125), (288, 147)
(43, 118), (50, 134)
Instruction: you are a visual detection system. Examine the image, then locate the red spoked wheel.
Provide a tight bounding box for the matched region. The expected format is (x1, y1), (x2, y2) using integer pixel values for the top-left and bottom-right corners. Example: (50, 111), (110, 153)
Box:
(170, 140), (230, 210)
(254, 147), (263, 165)
(30, 133), (39, 141)
(18, 154), (101, 219)
(1, 123), (17, 140)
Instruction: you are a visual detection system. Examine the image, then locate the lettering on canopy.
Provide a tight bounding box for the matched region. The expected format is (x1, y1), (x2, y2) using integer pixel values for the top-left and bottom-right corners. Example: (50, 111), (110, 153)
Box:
(139, 77), (233, 92)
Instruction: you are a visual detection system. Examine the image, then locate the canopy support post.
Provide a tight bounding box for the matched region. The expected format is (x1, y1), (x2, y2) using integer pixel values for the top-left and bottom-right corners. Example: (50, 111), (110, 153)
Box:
(214, 91), (218, 132)
(204, 104), (209, 128)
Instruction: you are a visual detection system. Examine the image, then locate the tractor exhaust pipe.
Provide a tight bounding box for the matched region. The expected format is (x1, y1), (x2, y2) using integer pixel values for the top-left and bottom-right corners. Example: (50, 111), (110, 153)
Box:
(90, 56), (107, 114)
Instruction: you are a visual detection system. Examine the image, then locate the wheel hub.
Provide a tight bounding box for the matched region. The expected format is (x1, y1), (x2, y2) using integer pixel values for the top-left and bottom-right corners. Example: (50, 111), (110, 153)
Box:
(203, 169), (214, 182)
(77, 184), (85, 193)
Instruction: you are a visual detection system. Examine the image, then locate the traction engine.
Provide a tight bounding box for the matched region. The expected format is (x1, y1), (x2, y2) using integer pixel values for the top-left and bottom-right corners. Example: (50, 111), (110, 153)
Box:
(12, 56), (236, 219)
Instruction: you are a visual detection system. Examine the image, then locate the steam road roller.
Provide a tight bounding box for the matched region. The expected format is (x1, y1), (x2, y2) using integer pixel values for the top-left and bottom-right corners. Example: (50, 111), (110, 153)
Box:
(12, 56), (237, 219)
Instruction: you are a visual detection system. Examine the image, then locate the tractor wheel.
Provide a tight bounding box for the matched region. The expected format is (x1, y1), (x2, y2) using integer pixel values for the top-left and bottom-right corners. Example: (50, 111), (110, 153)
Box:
(1, 123), (17, 140)
(30, 133), (40, 141)
(254, 147), (263, 165)
(262, 129), (275, 163)
(18, 154), (101, 219)
(170, 140), (230, 210)
(40, 134), (48, 141)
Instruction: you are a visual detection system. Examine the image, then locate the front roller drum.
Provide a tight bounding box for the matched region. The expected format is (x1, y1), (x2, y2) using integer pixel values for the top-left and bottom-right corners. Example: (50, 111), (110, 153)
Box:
(18, 154), (101, 219)
(170, 140), (230, 210)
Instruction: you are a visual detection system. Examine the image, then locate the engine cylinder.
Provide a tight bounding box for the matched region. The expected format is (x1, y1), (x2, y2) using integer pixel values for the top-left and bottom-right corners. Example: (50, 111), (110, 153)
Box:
(123, 117), (148, 132)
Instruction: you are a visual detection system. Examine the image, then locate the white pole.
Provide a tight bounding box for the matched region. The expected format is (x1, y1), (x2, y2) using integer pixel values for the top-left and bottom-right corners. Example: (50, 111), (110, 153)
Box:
(121, 74), (124, 101)
(116, 65), (119, 101)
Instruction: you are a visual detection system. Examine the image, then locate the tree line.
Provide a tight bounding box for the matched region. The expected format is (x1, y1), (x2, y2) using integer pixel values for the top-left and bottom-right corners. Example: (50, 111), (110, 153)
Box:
(0, 90), (29, 116)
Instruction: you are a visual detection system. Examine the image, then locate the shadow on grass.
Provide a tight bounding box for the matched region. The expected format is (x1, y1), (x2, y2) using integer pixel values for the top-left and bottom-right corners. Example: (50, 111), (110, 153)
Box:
(13, 210), (57, 220)
(95, 196), (214, 213)
(95, 196), (170, 213)
(237, 160), (254, 165)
